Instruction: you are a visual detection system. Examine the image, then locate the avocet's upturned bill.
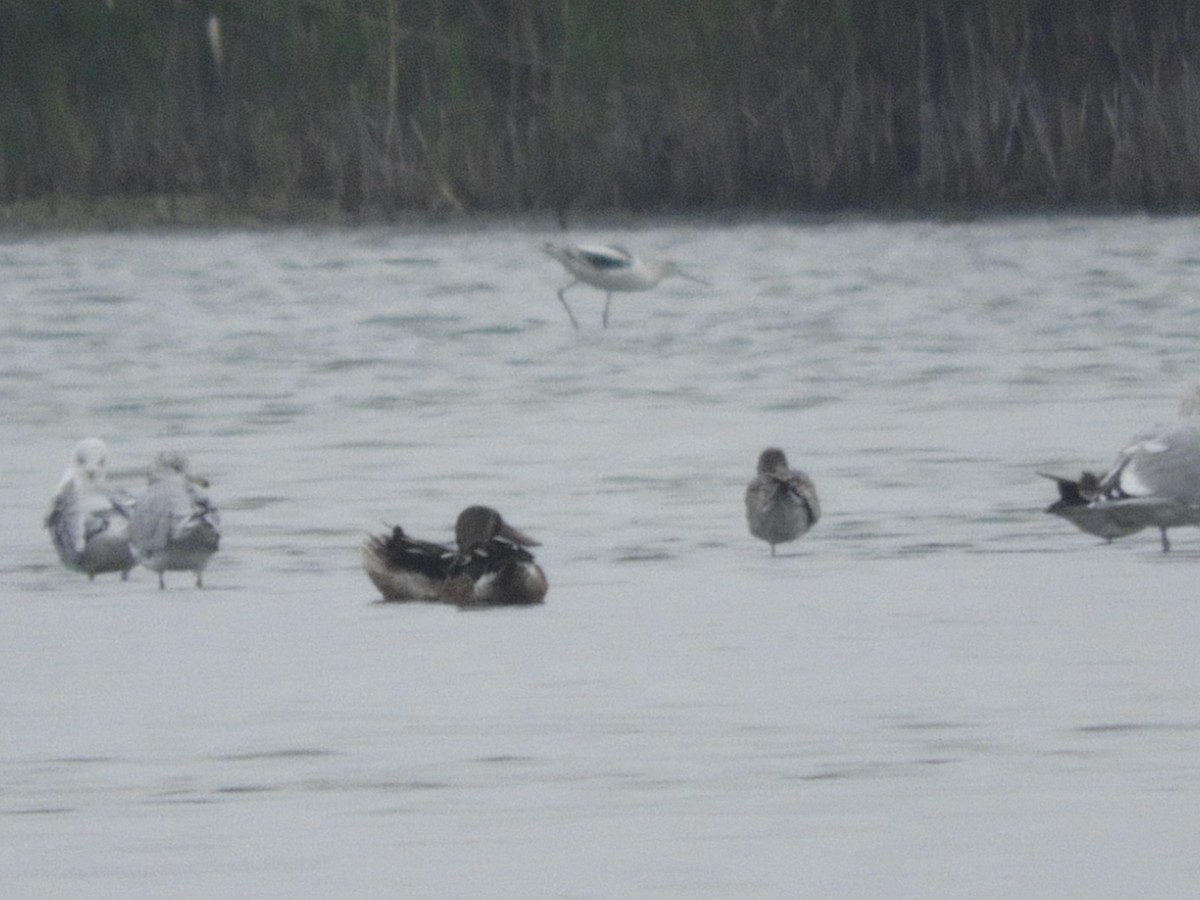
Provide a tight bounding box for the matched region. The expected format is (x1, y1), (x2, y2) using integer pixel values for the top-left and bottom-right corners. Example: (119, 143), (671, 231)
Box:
(1044, 422), (1200, 552)
(542, 242), (706, 329)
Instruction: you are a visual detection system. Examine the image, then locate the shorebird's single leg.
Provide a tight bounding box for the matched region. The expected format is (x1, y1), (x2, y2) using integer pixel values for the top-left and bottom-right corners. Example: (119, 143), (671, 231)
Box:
(1160, 528), (1171, 552)
(556, 281), (580, 329)
(602, 292), (613, 328)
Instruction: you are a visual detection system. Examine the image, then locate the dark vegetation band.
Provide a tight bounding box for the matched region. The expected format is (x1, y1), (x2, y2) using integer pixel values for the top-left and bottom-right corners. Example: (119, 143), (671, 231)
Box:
(3, 1), (1197, 216)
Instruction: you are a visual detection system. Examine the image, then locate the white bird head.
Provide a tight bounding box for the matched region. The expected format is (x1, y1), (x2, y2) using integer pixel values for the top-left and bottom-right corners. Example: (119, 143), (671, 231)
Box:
(150, 449), (191, 478)
(70, 437), (110, 485)
(148, 449), (210, 487)
(1179, 384), (1200, 418)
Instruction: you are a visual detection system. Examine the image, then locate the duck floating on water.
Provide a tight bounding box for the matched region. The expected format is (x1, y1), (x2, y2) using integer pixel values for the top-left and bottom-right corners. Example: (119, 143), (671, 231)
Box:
(363, 505), (548, 606)
(46, 437), (136, 580)
(1043, 421), (1200, 552)
(745, 447), (820, 556)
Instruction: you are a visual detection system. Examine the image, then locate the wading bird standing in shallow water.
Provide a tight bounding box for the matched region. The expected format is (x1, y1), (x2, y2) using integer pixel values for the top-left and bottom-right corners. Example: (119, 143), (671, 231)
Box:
(46, 437), (136, 580)
(1043, 421), (1200, 552)
(363, 505), (548, 606)
(745, 447), (820, 556)
(542, 242), (706, 329)
(130, 450), (221, 587)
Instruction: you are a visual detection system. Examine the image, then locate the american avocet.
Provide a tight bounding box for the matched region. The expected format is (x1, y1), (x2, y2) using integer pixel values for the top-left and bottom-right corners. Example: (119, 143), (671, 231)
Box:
(363, 505), (547, 606)
(542, 242), (706, 328)
(129, 450), (221, 587)
(45, 438), (136, 580)
(745, 448), (820, 555)
(1043, 421), (1200, 551)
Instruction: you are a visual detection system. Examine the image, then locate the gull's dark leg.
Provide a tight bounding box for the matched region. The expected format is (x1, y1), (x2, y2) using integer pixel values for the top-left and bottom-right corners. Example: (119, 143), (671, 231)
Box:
(1160, 527), (1171, 552)
(557, 281), (580, 329)
(602, 292), (613, 328)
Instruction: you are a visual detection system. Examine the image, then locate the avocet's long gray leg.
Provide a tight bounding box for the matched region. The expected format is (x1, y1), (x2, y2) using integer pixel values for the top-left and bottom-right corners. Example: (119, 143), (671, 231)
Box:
(556, 281), (580, 329)
(1160, 527), (1171, 552)
(602, 292), (613, 328)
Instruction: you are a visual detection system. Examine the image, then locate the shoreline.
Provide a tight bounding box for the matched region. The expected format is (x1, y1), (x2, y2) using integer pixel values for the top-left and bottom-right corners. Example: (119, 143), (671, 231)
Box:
(1, 193), (1196, 235)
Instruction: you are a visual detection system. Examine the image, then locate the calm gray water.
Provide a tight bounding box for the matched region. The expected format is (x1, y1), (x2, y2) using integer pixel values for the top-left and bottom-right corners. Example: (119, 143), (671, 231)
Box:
(3, 216), (1199, 898)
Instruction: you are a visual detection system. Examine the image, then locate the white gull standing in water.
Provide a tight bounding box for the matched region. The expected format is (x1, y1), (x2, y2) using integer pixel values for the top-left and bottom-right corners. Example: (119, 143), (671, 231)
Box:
(45, 437), (136, 580)
(745, 447), (821, 556)
(130, 450), (221, 587)
(1044, 421), (1200, 552)
(542, 242), (706, 329)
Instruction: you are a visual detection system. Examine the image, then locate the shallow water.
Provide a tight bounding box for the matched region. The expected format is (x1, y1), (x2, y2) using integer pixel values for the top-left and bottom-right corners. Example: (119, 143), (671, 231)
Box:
(3, 216), (1199, 898)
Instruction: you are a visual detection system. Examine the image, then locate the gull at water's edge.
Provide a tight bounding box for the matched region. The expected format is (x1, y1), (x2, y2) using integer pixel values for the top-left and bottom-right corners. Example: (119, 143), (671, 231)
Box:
(129, 450), (221, 587)
(45, 437), (136, 580)
(1044, 391), (1200, 551)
